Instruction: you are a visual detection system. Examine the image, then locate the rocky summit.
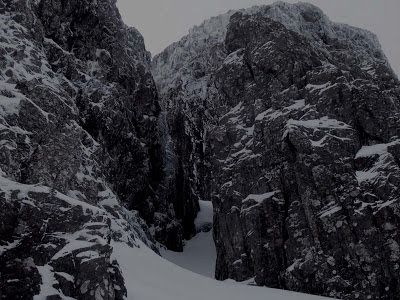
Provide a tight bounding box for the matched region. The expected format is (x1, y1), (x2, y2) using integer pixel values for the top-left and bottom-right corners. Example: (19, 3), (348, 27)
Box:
(1, 0), (399, 299)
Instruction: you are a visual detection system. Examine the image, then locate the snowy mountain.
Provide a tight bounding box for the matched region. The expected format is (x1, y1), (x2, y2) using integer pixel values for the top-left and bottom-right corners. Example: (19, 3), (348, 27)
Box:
(153, 2), (400, 300)
(1, 0), (400, 299)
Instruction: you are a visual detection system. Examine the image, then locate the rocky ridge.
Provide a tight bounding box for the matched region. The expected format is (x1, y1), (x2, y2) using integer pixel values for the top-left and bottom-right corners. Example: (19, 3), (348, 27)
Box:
(153, 2), (400, 299)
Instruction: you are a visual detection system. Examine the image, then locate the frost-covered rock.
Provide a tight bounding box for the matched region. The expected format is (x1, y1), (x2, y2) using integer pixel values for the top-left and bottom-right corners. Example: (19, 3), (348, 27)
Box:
(0, 0), (188, 298)
(153, 2), (400, 299)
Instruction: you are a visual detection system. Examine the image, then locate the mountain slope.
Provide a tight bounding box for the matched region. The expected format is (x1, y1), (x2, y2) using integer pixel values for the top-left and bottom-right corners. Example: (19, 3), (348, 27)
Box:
(153, 2), (400, 299)
(1, 0), (400, 299)
(0, 0), (184, 298)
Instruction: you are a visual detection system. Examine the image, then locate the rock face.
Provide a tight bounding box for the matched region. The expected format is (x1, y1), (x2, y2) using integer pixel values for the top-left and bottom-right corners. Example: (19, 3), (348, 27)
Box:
(153, 2), (400, 299)
(2, 0), (400, 299)
(0, 0), (193, 298)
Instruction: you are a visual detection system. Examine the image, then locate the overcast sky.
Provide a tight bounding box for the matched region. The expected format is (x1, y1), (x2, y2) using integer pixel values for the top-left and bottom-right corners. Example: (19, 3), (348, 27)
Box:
(117, 0), (400, 76)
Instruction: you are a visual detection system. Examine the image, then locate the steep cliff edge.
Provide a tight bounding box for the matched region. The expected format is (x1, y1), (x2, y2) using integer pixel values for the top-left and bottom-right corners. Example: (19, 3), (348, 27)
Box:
(153, 2), (400, 299)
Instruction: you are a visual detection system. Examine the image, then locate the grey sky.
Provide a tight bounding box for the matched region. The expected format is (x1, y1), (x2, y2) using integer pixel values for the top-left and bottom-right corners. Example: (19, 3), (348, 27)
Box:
(117, 0), (400, 76)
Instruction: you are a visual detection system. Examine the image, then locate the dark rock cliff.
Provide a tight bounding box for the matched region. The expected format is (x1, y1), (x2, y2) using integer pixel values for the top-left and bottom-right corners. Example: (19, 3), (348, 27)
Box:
(0, 0), (195, 298)
(153, 2), (400, 299)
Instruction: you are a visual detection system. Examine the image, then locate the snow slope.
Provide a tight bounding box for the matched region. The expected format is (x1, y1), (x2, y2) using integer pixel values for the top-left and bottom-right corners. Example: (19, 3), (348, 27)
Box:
(113, 241), (334, 300)
(125, 200), (334, 300)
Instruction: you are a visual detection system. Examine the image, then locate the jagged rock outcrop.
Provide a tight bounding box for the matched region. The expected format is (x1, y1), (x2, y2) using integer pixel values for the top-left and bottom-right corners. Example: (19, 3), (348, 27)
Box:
(0, 0), (193, 298)
(153, 2), (400, 299)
